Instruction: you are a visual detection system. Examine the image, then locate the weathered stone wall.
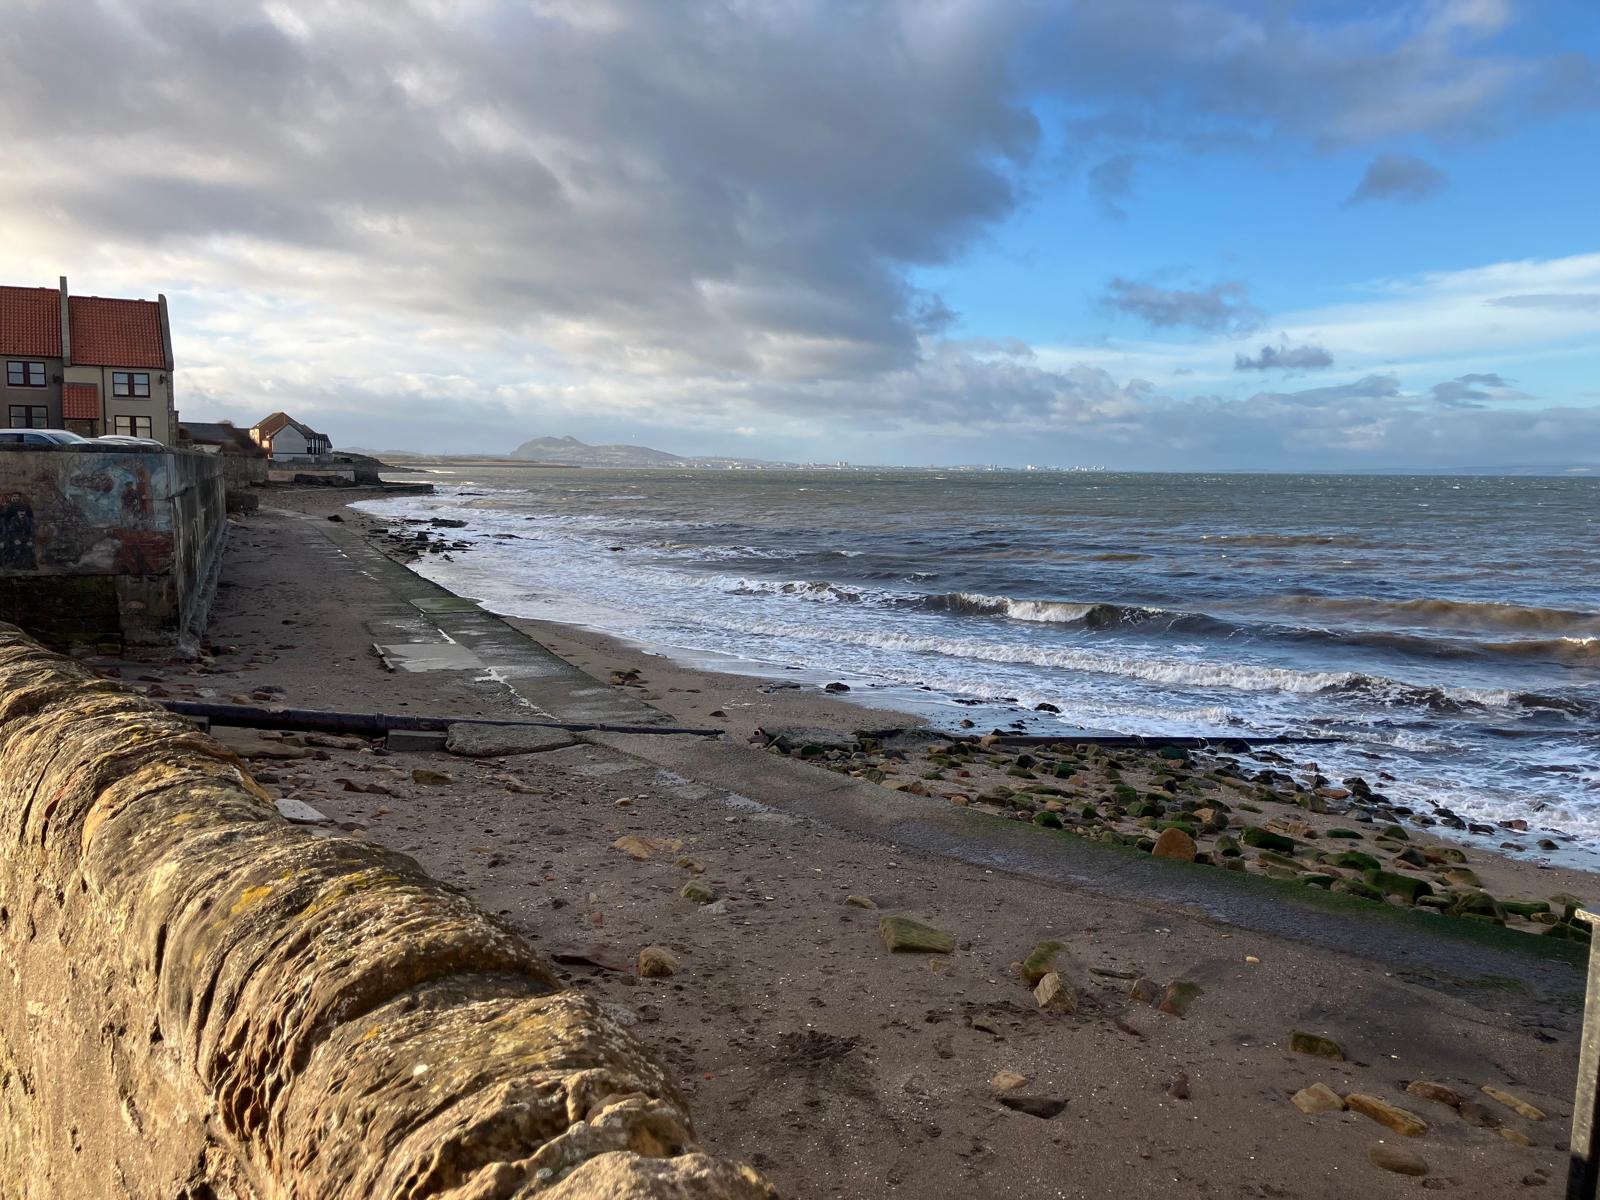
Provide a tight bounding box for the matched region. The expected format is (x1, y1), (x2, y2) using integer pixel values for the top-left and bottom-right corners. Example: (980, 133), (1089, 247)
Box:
(0, 626), (775, 1199)
(216, 454), (268, 491)
(0, 446), (226, 648)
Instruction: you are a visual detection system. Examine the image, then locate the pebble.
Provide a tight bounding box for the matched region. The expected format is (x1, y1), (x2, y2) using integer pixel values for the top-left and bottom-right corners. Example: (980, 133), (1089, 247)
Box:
(879, 916), (954, 954)
(679, 879), (716, 904)
(1346, 1094), (1428, 1136)
(1158, 980), (1202, 1018)
(1291, 1083), (1346, 1115)
(274, 797), (329, 824)
(1483, 1085), (1546, 1121)
(1368, 1143), (1429, 1177)
(1405, 1081), (1465, 1109)
(1289, 1031), (1344, 1061)
(637, 946), (679, 978)
(1151, 826), (1197, 862)
(410, 767), (453, 785)
(991, 1070), (1028, 1091)
(1034, 970), (1077, 1014)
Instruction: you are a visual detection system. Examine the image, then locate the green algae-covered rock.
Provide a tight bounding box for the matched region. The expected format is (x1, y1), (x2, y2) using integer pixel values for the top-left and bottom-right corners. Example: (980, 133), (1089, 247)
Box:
(1364, 868), (1432, 903)
(1501, 899), (1551, 918)
(1326, 849), (1380, 872)
(880, 916), (955, 953)
(1290, 1031), (1344, 1060)
(1332, 879), (1384, 902)
(1158, 979), (1203, 1017)
(680, 879), (717, 904)
(1033, 810), (1063, 829)
(1240, 827), (1295, 853)
(1255, 849), (1301, 871)
(1446, 890), (1505, 922)
(1022, 940), (1064, 985)
(1326, 827), (1363, 840)
(1214, 834), (1242, 858)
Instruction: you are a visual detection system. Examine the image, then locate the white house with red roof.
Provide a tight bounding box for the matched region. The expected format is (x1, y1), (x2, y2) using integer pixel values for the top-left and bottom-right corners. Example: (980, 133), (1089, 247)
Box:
(0, 277), (177, 442)
(248, 411), (331, 461)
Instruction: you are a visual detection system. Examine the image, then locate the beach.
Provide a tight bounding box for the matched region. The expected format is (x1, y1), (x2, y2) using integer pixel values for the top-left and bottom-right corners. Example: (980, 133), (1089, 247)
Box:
(83, 482), (1598, 1197)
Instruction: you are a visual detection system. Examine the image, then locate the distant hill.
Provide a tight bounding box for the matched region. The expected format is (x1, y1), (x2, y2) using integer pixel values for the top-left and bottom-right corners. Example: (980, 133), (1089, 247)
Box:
(510, 434), (786, 469)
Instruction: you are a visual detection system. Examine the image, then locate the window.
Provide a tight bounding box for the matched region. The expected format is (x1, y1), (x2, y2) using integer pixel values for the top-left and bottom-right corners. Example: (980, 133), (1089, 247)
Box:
(6, 361), (45, 388)
(63, 419), (99, 438)
(113, 415), (153, 438)
(112, 371), (151, 398)
(9, 405), (46, 429)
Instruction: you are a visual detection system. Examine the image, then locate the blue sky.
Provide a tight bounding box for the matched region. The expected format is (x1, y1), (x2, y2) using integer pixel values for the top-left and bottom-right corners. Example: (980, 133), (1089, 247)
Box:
(1, 0), (1597, 468)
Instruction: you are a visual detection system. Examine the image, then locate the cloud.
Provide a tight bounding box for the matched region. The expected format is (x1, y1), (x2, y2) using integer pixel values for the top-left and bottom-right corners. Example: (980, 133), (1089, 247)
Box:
(0, 0), (1042, 383)
(1488, 293), (1600, 312)
(0, 0), (1592, 471)
(1088, 154), (1138, 220)
(1233, 342), (1335, 372)
(1101, 278), (1262, 334)
(1428, 371), (1520, 408)
(1344, 154), (1449, 206)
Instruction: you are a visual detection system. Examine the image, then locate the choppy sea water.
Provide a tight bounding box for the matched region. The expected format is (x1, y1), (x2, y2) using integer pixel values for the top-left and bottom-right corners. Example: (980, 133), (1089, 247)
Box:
(357, 469), (1600, 848)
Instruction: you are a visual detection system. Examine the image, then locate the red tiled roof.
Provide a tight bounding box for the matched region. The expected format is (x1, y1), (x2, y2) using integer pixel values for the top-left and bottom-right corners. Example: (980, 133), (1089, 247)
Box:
(63, 383), (100, 421)
(0, 286), (62, 358)
(69, 295), (167, 368)
(251, 410), (328, 441)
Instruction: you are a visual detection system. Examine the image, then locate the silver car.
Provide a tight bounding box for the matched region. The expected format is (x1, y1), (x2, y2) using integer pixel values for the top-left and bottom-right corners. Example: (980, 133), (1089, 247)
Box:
(0, 429), (90, 446)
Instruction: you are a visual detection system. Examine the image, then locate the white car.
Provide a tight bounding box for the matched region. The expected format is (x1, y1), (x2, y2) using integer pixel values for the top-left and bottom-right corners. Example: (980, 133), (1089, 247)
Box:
(93, 435), (166, 448)
(0, 429), (89, 446)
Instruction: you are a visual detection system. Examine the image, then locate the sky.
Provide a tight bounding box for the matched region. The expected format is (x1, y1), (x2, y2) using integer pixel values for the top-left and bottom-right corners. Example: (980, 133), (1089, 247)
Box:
(1, 0), (1597, 469)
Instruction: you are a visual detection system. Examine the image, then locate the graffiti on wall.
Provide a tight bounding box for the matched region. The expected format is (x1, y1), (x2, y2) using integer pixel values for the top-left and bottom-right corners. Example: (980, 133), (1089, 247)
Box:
(0, 494), (36, 570)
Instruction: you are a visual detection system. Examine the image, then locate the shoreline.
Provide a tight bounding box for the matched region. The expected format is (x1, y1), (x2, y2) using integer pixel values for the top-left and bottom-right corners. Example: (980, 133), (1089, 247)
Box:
(350, 485), (1600, 867)
(143, 485), (1595, 1197)
(317, 486), (1600, 926)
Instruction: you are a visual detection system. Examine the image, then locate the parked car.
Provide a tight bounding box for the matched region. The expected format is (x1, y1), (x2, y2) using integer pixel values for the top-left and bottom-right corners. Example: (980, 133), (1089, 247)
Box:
(0, 429), (89, 446)
(92, 435), (166, 448)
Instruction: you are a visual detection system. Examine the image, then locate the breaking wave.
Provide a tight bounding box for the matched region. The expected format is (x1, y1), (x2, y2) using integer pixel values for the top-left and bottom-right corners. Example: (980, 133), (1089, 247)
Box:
(1265, 595), (1600, 636)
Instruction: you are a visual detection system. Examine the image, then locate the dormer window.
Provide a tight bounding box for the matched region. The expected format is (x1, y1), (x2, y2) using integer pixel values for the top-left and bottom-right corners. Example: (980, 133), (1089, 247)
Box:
(112, 371), (151, 398)
(6, 361), (45, 388)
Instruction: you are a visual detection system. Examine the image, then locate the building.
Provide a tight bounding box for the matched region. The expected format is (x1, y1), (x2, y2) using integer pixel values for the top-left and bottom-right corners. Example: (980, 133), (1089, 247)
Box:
(178, 420), (262, 457)
(0, 277), (177, 442)
(248, 411), (331, 461)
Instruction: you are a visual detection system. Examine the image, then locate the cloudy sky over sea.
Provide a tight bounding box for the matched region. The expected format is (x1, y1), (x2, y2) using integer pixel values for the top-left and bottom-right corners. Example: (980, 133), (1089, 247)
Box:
(2, 0), (1597, 468)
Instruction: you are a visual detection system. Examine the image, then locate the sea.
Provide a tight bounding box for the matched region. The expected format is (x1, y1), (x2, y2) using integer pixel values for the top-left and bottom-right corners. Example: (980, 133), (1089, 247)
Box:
(356, 468), (1600, 849)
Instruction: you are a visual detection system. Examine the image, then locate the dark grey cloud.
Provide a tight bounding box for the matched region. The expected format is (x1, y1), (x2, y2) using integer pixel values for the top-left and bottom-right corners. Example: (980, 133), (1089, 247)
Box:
(1234, 342), (1335, 372)
(1488, 293), (1600, 312)
(1101, 278), (1262, 334)
(1429, 372), (1514, 408)
(0, 1), (1042, 381)
(1344, 154), (1448, 206)
(0, 0), (1580, 398)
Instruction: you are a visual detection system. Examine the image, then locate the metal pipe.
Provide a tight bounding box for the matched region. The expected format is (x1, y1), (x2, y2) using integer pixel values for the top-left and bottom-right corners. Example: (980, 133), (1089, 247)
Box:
(158, 699), (724, 739)
(1569, 909), (1600, 1199)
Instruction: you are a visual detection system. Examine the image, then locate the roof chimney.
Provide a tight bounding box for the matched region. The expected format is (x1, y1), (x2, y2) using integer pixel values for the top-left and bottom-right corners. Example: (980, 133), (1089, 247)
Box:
(58, 276), (70, 366)
(158, 293), (174, 371)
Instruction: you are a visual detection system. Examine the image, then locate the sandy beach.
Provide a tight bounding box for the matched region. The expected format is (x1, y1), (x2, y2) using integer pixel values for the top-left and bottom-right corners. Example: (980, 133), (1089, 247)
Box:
(97, 485), (1599, 1198)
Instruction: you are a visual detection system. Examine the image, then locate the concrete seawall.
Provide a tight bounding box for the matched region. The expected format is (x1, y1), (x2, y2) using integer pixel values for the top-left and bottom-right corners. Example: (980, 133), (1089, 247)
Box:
(0, 625), (774, 1199)
(0, 447), (227, 649)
